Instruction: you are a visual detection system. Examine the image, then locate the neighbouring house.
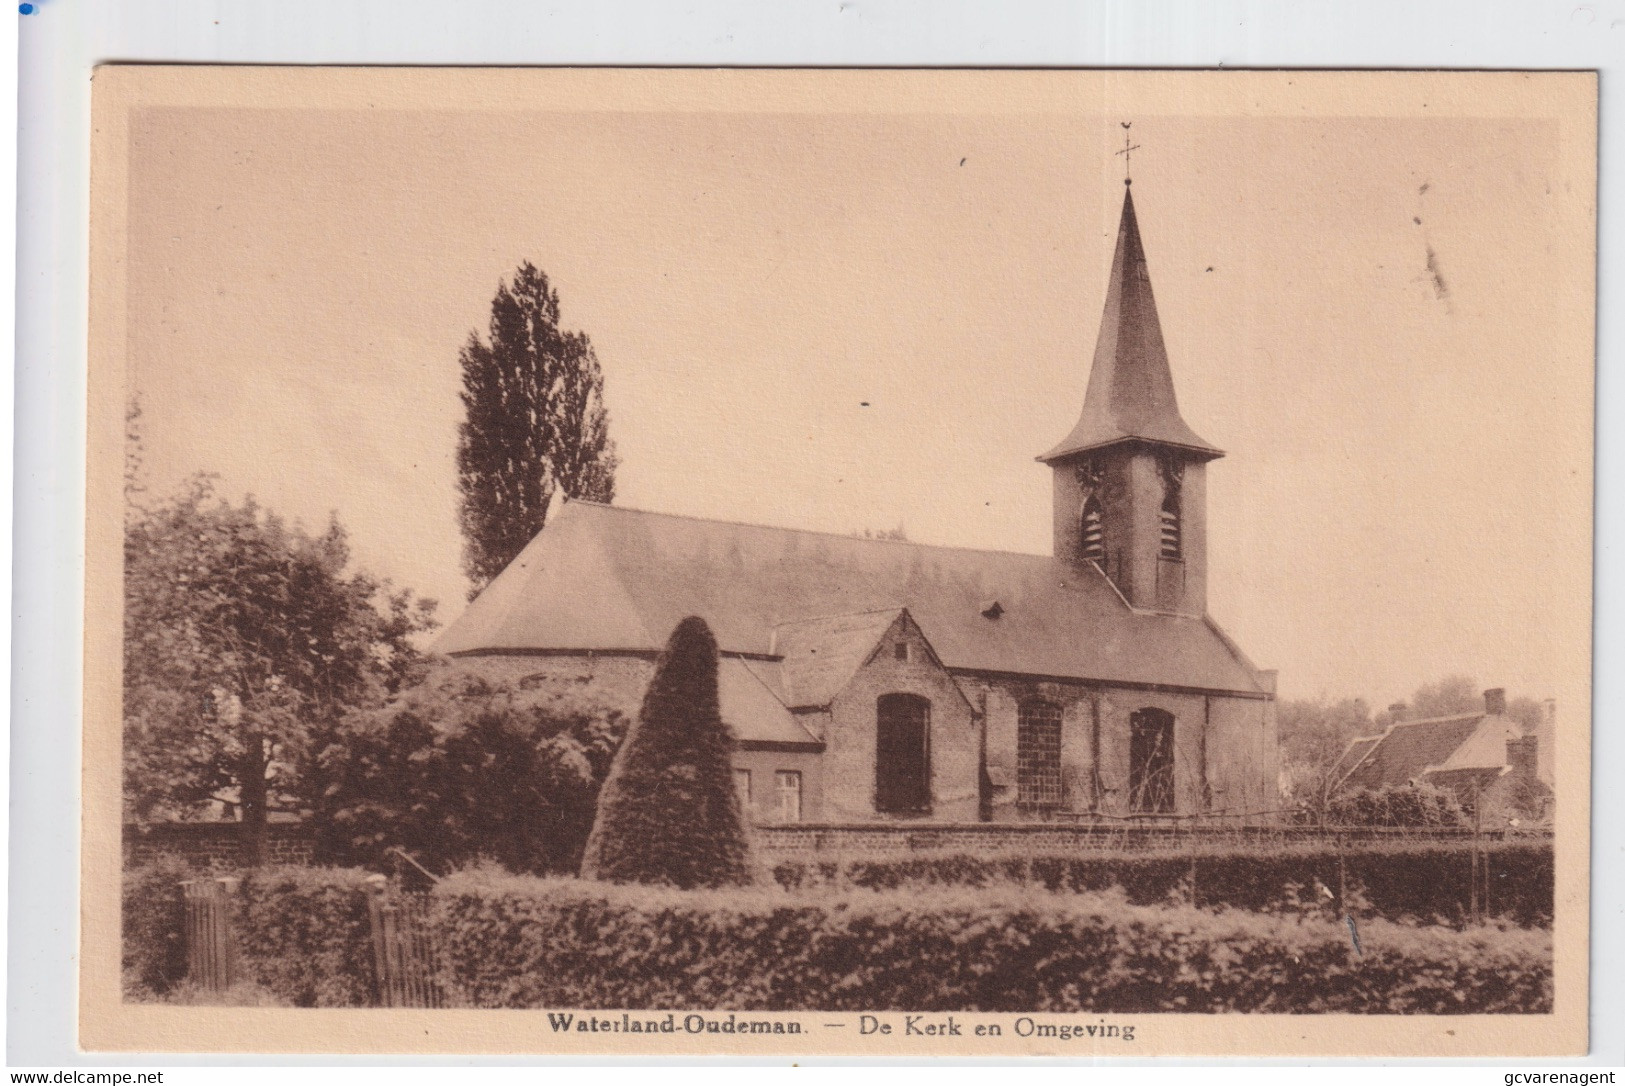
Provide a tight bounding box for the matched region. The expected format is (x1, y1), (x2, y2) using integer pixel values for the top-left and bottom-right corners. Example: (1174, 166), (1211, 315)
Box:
(433, 179), (1279, 825)
(1331, 688), (1555, 827)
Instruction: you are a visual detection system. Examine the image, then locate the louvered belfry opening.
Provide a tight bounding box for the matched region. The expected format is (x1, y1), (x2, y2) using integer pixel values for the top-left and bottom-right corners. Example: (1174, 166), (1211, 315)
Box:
(1158, 458), (1183, 561)
(1159, 499), (1181, 560)
(1129, 707), (1176, 814)
(875, 693), (931, 813)
(1081, 496), (1106, 565)
(1017, 699), (1065, 810)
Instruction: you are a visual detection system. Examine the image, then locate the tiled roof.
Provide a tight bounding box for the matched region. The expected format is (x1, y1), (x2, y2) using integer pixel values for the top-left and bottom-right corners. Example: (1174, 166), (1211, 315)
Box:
(1332, 736), (1381, 782)
(435, 500), (1268, 696)
(1338, 712), (1486, 791)
(716, 658), (820, 747)
(772, 609), (903, 710)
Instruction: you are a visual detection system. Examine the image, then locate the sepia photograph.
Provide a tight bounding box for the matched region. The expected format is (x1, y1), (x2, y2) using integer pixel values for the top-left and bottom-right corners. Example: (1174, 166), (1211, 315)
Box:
(81, 67), (1595, 1056)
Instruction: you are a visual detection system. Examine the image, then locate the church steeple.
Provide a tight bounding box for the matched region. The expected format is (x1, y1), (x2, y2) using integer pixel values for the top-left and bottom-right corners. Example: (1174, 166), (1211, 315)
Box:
(1039, 183), (1222, 463)
(1040, 177), (1220, 617)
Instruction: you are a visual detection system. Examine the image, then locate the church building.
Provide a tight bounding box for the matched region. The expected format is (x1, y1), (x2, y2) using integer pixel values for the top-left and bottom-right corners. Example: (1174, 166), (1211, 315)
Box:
(435, 180), (1279, 825)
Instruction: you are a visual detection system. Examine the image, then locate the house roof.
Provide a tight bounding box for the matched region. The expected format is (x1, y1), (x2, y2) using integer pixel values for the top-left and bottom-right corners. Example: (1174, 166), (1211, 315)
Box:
(1331, 736), (1381, 782)
(434, 499), (1269, 696)
(1336, 711), (1500, 791)
(1039, 184), (1222, 464)
(1435, 715), (1523, 773)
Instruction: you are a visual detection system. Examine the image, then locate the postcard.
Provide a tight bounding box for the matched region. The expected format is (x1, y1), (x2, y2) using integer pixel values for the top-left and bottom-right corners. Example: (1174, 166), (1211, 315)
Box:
(84, 66), (1594, 1055)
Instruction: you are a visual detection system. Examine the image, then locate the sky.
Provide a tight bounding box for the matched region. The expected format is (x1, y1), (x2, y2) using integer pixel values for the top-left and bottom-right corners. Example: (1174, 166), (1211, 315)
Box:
(120, 83), (1593, 710)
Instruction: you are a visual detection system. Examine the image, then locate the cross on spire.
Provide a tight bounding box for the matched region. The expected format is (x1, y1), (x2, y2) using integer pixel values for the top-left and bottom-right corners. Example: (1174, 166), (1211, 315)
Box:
(1115, 122), (1140, 184)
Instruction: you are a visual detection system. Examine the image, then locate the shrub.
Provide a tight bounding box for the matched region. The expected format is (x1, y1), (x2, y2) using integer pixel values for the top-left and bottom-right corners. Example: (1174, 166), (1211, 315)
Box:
(1319, 783), (1466, 828)
(234, 866), (378, 1007)
(122, 858), (193, 997)
(429, 872), (1552, 1013)
(768, 841), (1553, 928)
(580, 616), (750, 889)
(314, 667), (628, 876)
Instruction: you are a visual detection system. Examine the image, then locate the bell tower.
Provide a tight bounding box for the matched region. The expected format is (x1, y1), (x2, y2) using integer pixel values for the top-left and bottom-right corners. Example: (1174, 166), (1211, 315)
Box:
(1038, 178), (1223, 617)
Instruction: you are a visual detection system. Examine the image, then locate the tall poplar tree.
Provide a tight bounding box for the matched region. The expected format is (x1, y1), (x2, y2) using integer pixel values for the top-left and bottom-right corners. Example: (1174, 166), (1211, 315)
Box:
(456, 263), (618, 595)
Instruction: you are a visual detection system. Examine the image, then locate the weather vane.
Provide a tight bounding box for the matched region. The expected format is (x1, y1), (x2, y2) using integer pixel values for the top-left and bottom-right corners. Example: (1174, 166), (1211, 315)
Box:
(1116, 121), (1140, 184)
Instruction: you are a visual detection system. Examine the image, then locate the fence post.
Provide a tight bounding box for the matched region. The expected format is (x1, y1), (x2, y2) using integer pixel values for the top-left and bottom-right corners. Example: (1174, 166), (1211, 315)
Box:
(1335, 833), (1347, 919)
(364, 875), (394, 1007)
(1469, 784), (1483, 926)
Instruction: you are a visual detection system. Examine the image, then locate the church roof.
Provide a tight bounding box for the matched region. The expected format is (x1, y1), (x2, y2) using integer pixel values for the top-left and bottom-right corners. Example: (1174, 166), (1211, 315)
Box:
(772, 609), (906, 710)
(435, 499), (1269, 696)
(1039, 184), (1223, 463)
(716, 657), (821, 747)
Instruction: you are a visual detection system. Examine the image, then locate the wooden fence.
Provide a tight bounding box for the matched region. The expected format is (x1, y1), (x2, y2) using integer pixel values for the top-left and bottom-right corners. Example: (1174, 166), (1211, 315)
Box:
(365, 880), (448, 1008)
(181, 876), (239, 992)
(178, 875), (447, 1006)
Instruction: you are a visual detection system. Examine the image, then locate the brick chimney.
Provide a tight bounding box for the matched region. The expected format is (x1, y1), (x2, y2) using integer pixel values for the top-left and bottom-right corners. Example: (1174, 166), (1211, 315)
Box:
(1506, 734), (1538, 778)
(1483, 688), (1507, 716)
(1536, 698), (1556, 787)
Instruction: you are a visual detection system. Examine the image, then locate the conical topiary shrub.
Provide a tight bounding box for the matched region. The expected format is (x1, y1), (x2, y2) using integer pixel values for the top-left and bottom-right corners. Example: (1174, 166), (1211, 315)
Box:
(579, 616), (751, 888)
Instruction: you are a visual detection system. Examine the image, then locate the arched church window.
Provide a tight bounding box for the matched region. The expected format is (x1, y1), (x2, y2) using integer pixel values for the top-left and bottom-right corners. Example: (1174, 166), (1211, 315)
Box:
(1017, 699), (1064, 809)
(1129, 708), (1176, 814)
(875, 693), (931, 813)
(1081, 497), (1106, 565)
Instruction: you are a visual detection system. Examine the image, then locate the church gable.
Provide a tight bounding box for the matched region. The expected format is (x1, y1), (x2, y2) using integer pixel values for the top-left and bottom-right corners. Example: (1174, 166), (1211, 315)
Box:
(819, 610), (981, 822)
(772, 609), (906, 710)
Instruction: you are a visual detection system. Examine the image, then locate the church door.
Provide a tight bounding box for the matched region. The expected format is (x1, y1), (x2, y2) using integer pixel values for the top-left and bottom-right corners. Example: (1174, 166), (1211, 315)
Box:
(1129, 708), (1176, 814)
(875, 693), (931, 813)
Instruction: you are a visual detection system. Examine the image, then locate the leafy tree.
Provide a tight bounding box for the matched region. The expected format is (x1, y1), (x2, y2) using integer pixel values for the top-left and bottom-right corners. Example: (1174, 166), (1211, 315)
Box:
(1506, 696), (1547, 733)
(580, 616), (751, 889)
(124, 475), (437, 863)
(1276, 695), (1375, 811)
(313, 668), (627, 876)
(456, 262), (618, 595)
(1408, 674), (1481, 719)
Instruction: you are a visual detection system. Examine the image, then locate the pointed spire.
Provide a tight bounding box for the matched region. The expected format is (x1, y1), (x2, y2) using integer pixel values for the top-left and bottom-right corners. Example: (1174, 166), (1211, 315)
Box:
(1039, 183), (1222, 463)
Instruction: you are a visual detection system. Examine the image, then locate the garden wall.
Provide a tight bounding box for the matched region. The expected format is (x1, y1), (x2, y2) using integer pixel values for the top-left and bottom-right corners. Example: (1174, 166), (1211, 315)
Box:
(752, 821), (1512, 855)
(123, 822), (316, 871)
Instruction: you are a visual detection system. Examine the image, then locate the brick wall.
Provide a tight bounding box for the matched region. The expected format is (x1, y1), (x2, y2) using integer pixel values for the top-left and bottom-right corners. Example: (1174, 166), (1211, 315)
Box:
(753, 821), (1508, 855)
(123, 822), (315, 871)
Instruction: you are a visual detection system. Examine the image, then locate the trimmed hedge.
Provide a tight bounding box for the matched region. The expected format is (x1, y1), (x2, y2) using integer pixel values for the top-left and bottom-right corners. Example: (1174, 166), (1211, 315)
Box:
(122, 856), (192, 997)
(770, 842), (1554, 928)
(234, 866), (378, 1007)
(429, 872), (1552, 1013)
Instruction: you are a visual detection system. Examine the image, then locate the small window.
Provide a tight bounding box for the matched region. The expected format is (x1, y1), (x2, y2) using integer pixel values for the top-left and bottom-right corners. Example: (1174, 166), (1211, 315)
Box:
(894, 642), (909, 662)
(733, 768), (752, 814)
(775, 770), (803, 823)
